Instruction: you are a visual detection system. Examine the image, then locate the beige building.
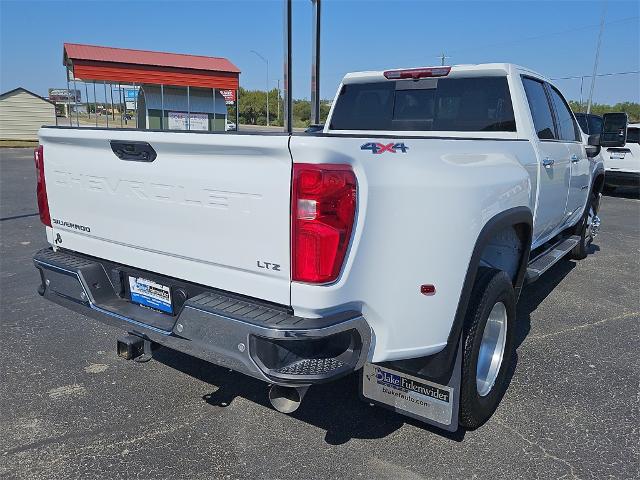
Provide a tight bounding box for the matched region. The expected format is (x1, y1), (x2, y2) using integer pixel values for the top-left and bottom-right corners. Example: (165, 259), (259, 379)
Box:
(0, 87), (56, 141)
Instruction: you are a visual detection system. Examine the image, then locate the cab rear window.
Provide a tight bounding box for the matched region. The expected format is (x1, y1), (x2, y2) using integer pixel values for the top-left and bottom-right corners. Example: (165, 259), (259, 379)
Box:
(627, 127), (639, 144)
(329, 76), (516, 132)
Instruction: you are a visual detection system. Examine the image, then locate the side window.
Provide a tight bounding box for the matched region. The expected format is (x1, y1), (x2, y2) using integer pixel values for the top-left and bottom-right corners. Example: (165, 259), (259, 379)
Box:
(588, 115), (603, 135)
(548, 86), (581, 142)
(576, 114), (589, 134)
(522, 77), (556, 140)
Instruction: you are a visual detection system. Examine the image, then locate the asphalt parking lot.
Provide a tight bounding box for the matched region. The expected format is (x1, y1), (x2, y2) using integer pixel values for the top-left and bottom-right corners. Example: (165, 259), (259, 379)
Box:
(1, 147), (638, 480)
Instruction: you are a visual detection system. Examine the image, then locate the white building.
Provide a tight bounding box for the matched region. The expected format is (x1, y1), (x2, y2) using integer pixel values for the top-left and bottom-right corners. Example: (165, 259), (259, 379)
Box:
(0, 88), (56, 141)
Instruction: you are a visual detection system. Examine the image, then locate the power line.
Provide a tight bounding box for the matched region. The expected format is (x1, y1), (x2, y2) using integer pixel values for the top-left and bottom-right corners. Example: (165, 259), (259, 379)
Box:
(429, 15), (638, 58)
(551, 70), (640, 81)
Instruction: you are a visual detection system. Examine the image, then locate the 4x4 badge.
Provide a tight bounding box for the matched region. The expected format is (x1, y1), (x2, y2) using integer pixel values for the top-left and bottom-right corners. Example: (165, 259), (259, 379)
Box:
(361, 142), (409, 154)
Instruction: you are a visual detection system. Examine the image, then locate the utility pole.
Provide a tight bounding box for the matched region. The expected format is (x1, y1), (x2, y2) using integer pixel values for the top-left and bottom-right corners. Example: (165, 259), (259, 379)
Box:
(283, 0), (292, 133)
(438, 52), (450, 66)
(579, 75), (587, 112)
(587, 0), (607, 114)
(250, 50), (269, 126)
(310, 0), (321, 125)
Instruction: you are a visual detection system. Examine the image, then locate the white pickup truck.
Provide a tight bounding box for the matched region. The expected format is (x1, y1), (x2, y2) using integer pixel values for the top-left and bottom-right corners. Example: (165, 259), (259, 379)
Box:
(33, 63), (628, 431)
(576, 114), (640, 191)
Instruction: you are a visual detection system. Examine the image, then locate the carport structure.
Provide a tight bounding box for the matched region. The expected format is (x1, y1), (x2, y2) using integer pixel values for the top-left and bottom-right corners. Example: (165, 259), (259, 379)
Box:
(62, 43), (240, 130)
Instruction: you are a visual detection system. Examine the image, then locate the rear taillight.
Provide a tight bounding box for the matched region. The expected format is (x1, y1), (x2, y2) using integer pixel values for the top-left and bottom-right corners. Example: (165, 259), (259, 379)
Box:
(291, 164), (357, 283)
(34, 145), (51, 227)
(383, 66), (451, 80)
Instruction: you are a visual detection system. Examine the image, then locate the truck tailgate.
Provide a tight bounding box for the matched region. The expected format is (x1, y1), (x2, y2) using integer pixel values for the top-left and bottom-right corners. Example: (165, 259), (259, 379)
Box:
(39, 127), (292, 305)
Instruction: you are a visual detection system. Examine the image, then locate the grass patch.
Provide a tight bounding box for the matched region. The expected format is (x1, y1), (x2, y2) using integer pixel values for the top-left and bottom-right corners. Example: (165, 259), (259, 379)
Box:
(0, 140), (38, 148)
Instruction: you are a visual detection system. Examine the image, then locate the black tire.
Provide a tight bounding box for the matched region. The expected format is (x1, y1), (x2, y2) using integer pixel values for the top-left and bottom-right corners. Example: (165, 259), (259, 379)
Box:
(602, 185), (616, 195)
(570, 192), (597, 260)
(459, 267), (516, 429)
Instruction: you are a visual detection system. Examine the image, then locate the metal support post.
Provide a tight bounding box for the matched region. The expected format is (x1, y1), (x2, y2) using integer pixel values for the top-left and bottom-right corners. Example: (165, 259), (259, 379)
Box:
(310, 0), (321, 125)
(85, 83), (90, 119)
(104, 81), (109, 128)
(235, 89), (239, 131)
(283, 0), (293, 133)
(72, 66), (79, 126)
(110, 84), (115, 121)
(65, 65), (72, 126)
(133, 83), (138, 128)
(161, 85), (165, 130)
(212, 88), (216, 131)
(93, 82), (97, 127)
(119, 83), (123, 127)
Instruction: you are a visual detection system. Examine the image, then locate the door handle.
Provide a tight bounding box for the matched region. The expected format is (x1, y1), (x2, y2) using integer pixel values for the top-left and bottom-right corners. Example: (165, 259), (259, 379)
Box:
(571, 154), (580, 163)
(110, 141), (157, 162)
(542, 157), (554, 168)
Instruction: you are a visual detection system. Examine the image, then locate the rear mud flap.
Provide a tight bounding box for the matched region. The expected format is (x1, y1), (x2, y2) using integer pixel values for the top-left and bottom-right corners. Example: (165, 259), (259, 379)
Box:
(361, 340), (461, 432)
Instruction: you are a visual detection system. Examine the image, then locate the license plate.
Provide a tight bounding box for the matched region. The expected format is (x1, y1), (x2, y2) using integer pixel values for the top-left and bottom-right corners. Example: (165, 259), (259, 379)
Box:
(610, 152), (625, 159)
(361, 363), (453, 425)
(128, 276), (173, 314)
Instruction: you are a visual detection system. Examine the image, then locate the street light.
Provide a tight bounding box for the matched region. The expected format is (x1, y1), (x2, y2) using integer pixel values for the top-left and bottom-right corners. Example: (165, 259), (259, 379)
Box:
(250, 50), (269, 126)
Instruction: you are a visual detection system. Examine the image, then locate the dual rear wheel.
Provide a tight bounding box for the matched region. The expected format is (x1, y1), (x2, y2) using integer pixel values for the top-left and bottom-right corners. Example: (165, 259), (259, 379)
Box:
(459, 267), (516, 429)
(459, 192), (600, 428)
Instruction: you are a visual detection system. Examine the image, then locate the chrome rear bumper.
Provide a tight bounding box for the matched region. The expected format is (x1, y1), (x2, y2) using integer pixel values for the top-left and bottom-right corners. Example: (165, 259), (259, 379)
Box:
(34, 248), (371, 386)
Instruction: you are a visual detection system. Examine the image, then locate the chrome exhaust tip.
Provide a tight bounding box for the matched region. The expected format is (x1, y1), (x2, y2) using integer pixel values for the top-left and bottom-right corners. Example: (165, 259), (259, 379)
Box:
(268, 385), (309, 414)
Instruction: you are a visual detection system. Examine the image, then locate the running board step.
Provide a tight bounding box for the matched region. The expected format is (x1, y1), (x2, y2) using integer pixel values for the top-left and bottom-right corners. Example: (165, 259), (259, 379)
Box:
(526, 235), (580, 284)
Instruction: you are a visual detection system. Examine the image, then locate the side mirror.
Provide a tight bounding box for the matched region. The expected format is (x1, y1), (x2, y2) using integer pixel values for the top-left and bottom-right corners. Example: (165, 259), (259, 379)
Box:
(586, 134), (601, 158)
(600, 112), (628, 147)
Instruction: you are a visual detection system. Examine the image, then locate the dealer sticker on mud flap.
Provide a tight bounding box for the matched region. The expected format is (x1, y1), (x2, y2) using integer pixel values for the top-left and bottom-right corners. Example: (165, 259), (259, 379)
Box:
(128, 277), (173, 314)
(362, 363), (453, 425)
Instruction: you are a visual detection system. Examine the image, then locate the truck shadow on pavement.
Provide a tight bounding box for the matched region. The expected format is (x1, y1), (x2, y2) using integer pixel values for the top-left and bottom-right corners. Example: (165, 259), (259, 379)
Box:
(514, 258), (577, 349)
(604, 187), (640, 199)
(154, 346), (452, 444)
(505, 246), (598, 389)
(152, 252), (592, 445)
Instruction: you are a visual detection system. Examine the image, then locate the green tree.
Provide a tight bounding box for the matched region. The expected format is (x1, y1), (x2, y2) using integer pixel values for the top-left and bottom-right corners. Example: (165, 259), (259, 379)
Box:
(237, 87), (283, 126)
(569, 100), (640, 122)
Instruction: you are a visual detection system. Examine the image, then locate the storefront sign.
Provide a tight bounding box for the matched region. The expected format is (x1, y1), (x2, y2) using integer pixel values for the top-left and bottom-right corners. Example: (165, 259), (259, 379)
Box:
(48, 88), (81, 103)
(168, 111), (209, 131)
(220, 89), (236, 105)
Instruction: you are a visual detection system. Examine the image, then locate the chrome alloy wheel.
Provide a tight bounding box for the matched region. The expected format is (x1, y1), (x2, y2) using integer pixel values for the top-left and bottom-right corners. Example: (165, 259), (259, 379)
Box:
(586, 205), (601, 242)
(476, 302), (508, 397)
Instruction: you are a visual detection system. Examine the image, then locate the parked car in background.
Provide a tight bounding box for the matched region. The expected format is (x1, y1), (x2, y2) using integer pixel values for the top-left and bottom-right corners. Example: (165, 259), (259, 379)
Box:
(225, 119), (236, 131)
(575, 113), (639, 191)
(602, 122), (639, 191)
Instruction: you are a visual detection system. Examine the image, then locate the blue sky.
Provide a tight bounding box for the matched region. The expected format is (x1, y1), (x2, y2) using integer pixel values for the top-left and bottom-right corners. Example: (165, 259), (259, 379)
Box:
(1, 0), (638, 104)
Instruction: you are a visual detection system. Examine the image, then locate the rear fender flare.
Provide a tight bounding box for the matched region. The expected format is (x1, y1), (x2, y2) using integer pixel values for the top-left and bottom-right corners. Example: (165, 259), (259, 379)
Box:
(383, 206), (532, 384)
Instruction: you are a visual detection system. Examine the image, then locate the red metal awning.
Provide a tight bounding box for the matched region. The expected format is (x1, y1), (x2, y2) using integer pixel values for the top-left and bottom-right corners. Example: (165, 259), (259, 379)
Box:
(64, 43), (240, 90)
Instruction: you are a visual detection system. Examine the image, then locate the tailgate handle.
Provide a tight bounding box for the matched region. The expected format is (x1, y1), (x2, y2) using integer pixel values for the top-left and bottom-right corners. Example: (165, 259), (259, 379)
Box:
(110, 141), (157, 162)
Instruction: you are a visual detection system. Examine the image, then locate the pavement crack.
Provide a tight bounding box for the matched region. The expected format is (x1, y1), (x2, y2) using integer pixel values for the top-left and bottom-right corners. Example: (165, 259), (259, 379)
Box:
(0, 212), (39, 222)
(527, 311), (640, 341)
(495, 419), (582, 479)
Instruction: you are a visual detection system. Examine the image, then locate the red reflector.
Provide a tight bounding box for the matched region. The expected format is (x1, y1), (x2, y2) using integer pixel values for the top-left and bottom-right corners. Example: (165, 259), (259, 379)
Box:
(34, 145), (51, 227)
(420, 284), (436, 296)
(291, 164), (357, 283)
(383, 66), (451, 80)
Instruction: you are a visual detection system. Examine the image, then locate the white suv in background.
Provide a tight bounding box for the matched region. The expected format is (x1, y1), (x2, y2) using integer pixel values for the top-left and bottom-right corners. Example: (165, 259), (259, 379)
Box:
(576, 113), (640, 191)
